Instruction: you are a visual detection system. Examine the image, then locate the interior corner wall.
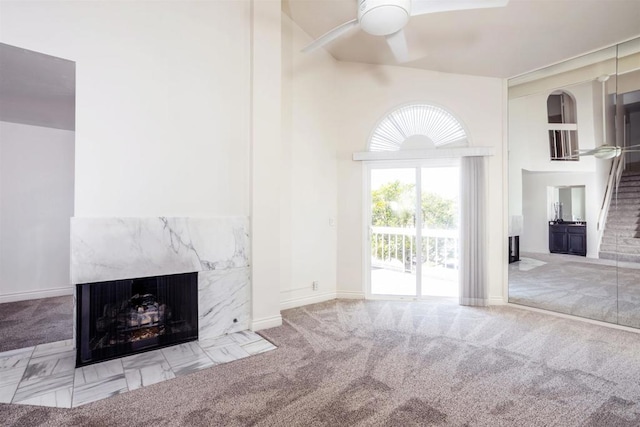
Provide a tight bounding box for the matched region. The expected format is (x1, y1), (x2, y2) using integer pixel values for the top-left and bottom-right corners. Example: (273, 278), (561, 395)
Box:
(332, 64), (505, 302)
(251, 0), (283, 330)
(0, 0), (252, 218)
(279, 14), (338, 309)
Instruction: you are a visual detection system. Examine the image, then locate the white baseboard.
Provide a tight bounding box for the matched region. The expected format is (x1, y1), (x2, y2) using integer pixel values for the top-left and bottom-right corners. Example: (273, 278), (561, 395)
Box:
(488, 296), (507, 305)
(336, 290), (365, 299)
(506, 302), (640, 334)
(280, 291), (337, 310)
(251, 314), (283, 331)
(0, 287), (73, 304)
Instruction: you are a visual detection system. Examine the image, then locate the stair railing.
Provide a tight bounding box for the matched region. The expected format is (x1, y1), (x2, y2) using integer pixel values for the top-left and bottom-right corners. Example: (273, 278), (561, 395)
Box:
(597, 152), (625, 233)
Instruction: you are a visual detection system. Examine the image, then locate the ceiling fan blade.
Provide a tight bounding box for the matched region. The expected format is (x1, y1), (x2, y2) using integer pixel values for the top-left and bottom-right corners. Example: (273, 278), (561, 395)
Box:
(385, 29), (410, 63)
(410, 0), (509, 16)
(573, 149), (605, 157)
(575, 149), (599, 154)
(624, 144), (640, 149)
(301, 19), (359, 53)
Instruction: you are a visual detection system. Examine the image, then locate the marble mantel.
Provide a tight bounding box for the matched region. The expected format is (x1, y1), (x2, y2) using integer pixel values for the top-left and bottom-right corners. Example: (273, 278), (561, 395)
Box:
(70, 217), (251, 341)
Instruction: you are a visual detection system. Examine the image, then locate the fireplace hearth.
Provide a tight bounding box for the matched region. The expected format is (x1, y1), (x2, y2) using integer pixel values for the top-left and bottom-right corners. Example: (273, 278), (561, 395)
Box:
(76, 272), (198, 367)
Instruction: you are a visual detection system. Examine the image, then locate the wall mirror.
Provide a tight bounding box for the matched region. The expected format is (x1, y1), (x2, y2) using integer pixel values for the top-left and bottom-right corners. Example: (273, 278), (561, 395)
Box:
(0, 43), (75, 350)
(508, 37), (640, 327)
(552, 185), (585, 222)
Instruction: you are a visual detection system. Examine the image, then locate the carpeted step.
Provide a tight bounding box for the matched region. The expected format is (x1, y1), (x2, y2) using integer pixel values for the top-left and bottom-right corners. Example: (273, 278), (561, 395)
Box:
(607, 210), (640, 217)
(617, 187), (640, 195)
(599, 244), (616, 253)
(602, 230), (639, 239)
(611, 197), (640, 205)
(600, 243), (640, 255)
(614, 193), (640, 201)
(601, 236), (616, 245)
(603, 224), (640, 232)
(618, 176), (640, 182)
(599, 251), (618, 261)
(616, 193), (640, 200)
(608, 216), (640, 226)
(604, 211), (640, 220)
(604, 220), (640, 230)
(610, 198), (640, 205)
(619, 176), (640, 183)
(608, 211), (640, 219)
(620, 174), (640, 181)
(606, 205), (640, 213)
(600, 236), (640, 246)
(599, 251), (640, 263)
(608, 210), (640, 216)
(612, 187), (640, 194)
(602, 226), (640, 237)
(603, 217), (640, 226)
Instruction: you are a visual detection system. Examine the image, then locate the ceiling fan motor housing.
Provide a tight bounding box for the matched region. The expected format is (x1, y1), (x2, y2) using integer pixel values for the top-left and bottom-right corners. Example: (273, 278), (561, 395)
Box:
(358, 0), (411, 36)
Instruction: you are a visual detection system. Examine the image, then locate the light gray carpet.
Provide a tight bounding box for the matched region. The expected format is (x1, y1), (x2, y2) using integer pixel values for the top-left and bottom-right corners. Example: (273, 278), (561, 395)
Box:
(0, 296), (73, 352)
(3, 299), (640, 426)
(509, 252), (640, 328)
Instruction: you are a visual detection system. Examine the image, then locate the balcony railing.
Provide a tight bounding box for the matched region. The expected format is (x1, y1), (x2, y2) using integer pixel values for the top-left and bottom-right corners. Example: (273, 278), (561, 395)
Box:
(371, 226), (459, 272)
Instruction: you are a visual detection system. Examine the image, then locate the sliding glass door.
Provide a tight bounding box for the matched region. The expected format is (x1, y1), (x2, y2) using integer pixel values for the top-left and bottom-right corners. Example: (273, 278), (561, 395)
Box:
(420, 167), (459, 297)
(370, 168), (418, 296)
(368, 163), (459, 298)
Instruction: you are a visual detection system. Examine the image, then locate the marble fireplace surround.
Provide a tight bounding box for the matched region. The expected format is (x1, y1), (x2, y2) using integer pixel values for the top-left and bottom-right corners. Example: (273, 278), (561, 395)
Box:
(71, 217), (251, 343)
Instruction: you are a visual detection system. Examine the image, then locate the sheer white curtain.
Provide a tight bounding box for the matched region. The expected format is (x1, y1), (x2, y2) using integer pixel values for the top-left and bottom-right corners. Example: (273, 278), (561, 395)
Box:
(459, 156), (488, 306)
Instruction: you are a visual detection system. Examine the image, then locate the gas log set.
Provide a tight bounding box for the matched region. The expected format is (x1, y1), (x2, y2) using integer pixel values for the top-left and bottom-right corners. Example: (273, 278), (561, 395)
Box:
(93, 293), (169, 348)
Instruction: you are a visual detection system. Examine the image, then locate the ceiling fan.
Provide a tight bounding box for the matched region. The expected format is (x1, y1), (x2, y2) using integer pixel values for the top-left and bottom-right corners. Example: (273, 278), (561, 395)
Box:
(301, 0), (510, 63)
(570, 144), (640, 160)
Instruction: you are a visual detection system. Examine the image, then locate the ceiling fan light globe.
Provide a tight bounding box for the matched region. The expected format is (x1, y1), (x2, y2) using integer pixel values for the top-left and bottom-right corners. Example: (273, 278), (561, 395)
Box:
(358, 0), (410, 36)
(593, 146), (621, 159)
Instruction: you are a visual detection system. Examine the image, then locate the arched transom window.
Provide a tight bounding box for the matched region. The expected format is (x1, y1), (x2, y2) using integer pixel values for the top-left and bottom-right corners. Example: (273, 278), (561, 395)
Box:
(369, 104), (468, 152)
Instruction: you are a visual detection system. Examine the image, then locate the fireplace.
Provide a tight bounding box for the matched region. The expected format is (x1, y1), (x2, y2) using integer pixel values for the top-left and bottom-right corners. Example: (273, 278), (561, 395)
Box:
(76, 272), (198, 367)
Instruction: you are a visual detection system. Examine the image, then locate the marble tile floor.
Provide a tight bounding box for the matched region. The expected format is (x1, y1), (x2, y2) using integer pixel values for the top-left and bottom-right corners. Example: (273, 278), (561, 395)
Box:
(0, 330), (276, 409)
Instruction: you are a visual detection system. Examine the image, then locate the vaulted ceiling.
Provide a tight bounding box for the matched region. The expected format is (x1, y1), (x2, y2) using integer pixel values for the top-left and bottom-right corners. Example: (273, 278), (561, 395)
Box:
(284, 0), (640, 78)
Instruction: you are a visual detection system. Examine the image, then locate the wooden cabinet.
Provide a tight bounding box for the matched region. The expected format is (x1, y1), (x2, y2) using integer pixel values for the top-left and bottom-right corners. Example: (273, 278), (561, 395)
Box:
(549, 221), (586, 256)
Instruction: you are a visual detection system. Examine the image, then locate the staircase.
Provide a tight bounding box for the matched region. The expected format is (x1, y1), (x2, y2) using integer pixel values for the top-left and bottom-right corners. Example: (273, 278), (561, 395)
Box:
(599, 171), (640, 263)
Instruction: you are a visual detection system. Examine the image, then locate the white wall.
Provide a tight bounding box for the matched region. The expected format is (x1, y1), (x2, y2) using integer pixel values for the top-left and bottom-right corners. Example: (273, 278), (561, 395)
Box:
(508, 76), (613, 260)
(251, 0), (283, 330)
(279, 15), (339, 309)
(508, 81), (601, 218)
(1, 1), (507, 311)
(0, 122), (74, 301)
(0, 1), (283, 329)
(332, 64), (505, 302)
(280, 17), (505, 306)
(0, 0), (251, 217)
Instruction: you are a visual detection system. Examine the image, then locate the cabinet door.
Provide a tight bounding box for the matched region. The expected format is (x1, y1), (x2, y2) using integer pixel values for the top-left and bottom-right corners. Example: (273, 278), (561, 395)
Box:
(549, 229), (568, 253)
(568, 233), (586, 256)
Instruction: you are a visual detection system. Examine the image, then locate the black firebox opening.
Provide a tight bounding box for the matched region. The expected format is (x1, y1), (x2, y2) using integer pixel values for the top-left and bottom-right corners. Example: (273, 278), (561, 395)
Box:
(76, 272), (198, 367)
